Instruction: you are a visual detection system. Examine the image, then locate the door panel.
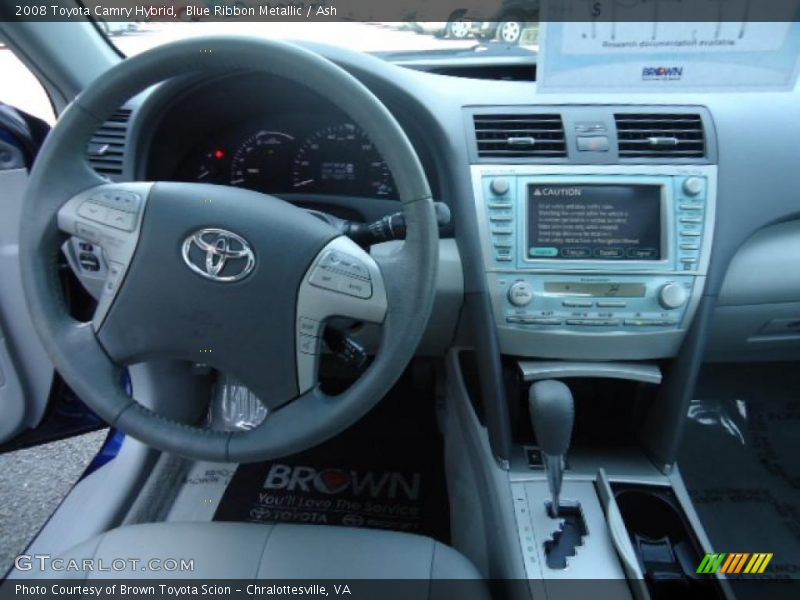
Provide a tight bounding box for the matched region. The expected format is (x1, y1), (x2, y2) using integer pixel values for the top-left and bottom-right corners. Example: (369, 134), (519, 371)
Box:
(0, 164), (54, 443)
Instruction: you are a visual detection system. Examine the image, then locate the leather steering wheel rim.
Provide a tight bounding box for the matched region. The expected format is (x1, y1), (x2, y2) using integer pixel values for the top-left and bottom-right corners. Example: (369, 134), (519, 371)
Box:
(19, 37), (438, 463)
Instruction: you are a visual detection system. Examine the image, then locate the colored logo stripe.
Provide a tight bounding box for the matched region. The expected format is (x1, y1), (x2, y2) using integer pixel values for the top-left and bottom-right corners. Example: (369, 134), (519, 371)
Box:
(721, 553), (749, 574)
(697, 553), (773, 574)
(744, 553), (773, 574)
(697, 553), (726, 574)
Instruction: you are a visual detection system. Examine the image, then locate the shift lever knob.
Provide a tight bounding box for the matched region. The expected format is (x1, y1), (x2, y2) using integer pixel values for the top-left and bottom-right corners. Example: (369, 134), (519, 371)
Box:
(529, 380), (574, 456)
(529, 380), (574, 517)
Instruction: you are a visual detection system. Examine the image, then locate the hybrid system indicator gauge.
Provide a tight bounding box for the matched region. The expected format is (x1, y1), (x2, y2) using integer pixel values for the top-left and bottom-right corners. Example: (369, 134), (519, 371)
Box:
(292, 123), (396, 198)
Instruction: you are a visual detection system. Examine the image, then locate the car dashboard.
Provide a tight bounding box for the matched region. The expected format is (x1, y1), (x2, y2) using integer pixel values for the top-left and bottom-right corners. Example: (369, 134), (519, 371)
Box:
(9, 25), (800, 594)
(77, 41), (800, 366)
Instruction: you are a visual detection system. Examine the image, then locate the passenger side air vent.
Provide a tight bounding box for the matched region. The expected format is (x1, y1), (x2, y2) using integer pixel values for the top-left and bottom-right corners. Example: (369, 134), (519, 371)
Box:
(474, 114), (566, 159)
(86, 108), (131, 177)
(615, 113), (705, 159)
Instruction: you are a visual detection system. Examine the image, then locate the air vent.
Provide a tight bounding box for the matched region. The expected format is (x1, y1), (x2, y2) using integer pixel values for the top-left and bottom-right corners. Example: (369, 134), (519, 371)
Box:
(86, 108), (131, 177)
(474, 114), (566, 159)
(615, 113), (705, 159)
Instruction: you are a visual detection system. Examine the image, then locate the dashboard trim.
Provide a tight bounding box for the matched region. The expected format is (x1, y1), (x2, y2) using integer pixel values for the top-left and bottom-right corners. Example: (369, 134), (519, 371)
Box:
(518, 360), (662, 384)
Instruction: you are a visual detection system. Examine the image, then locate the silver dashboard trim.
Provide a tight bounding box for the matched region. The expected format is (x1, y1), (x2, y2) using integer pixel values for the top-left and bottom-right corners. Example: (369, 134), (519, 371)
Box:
(518, 361), (662, 384)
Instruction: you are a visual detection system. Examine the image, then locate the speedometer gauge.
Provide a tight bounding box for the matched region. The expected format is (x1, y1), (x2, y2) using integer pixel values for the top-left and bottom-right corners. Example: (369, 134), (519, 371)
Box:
(230, 130), (294, 191)
(292, 124), (396, 198)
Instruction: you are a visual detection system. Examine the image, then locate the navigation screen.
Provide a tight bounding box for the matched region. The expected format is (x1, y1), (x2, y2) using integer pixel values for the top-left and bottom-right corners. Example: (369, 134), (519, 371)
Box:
(527, 184), (661, 260)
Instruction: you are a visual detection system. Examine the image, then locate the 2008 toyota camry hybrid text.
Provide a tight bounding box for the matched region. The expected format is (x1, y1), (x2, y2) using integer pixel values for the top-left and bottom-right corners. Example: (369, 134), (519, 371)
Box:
(0, 2), (798, 599)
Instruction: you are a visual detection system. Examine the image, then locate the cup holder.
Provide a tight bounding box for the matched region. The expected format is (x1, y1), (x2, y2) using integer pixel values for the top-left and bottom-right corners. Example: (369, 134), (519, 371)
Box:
(612, 485), (723, 599)
(615, 489), (691, 542)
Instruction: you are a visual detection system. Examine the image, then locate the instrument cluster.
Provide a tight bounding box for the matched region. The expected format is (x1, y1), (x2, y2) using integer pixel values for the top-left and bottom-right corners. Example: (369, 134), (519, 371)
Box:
(172, 116), (397, 200)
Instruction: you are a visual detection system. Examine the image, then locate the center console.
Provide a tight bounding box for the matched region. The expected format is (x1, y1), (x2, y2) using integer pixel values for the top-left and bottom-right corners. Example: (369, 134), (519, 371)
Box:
(455, 107), (724, 596)
(471, 165), (717, 359)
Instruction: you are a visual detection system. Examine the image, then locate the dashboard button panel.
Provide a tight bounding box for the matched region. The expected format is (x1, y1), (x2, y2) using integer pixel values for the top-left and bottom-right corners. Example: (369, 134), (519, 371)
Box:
(295, 237), (388, 395)
(494, 272), (694, 333)
(473, 165), (716, 359)
(58, 183), (153, 330)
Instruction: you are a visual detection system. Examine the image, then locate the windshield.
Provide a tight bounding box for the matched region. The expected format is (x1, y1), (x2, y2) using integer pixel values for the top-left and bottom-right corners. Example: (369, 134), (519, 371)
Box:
(100, 20), (539, 58)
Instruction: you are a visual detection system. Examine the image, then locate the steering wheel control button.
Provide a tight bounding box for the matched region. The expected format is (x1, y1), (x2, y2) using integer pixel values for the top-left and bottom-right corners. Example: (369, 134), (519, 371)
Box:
(91, 190), (142, 213)
(340, 277), (372, 299)
(508, 281), (534, 307)
(298, 317), (319, 336)
(298, 334), (318, 355)
(78, 253), (101, 272)
(75, 223), (100, 242)
(309, 267), (345, 292)
(104, 261), (125, 294)
(320, 250), (343, 267)
(78, 201), (108, 222)
(319, 251), (371, 280)
(104, 208), (137, 231)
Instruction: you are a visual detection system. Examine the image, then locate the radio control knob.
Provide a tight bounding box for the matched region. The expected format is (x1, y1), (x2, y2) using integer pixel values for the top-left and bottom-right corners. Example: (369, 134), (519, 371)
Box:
(508, 281), (534, 307)
(490, 178), (510, 196)
(658, 282), (689, 309)
(682, 177), (704, 196)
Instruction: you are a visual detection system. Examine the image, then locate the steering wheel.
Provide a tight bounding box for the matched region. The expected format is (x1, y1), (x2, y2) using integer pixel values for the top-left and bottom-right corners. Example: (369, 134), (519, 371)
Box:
(19, 37), (438, 463)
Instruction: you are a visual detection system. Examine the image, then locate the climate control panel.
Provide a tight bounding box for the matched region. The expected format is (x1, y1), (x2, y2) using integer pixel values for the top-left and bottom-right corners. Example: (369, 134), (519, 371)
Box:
(495, 273), (695, 331)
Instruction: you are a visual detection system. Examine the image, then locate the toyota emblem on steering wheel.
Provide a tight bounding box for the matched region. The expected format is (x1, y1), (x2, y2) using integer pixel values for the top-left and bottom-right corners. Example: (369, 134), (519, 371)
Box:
(181, 228), (255, 282)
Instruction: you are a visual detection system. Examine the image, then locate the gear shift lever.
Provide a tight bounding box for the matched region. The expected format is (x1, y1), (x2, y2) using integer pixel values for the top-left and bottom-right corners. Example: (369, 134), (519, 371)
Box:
(529, 380), (574, 518)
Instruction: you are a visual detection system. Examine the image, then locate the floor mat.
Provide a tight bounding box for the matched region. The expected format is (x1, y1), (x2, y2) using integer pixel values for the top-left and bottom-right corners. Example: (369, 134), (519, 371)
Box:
(211, 374), (450, 542)
(679, 363), (800, 596)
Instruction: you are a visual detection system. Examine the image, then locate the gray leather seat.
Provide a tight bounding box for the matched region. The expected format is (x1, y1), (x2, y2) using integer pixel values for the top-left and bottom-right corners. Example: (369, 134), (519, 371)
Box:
(27, 522), (488, 597)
